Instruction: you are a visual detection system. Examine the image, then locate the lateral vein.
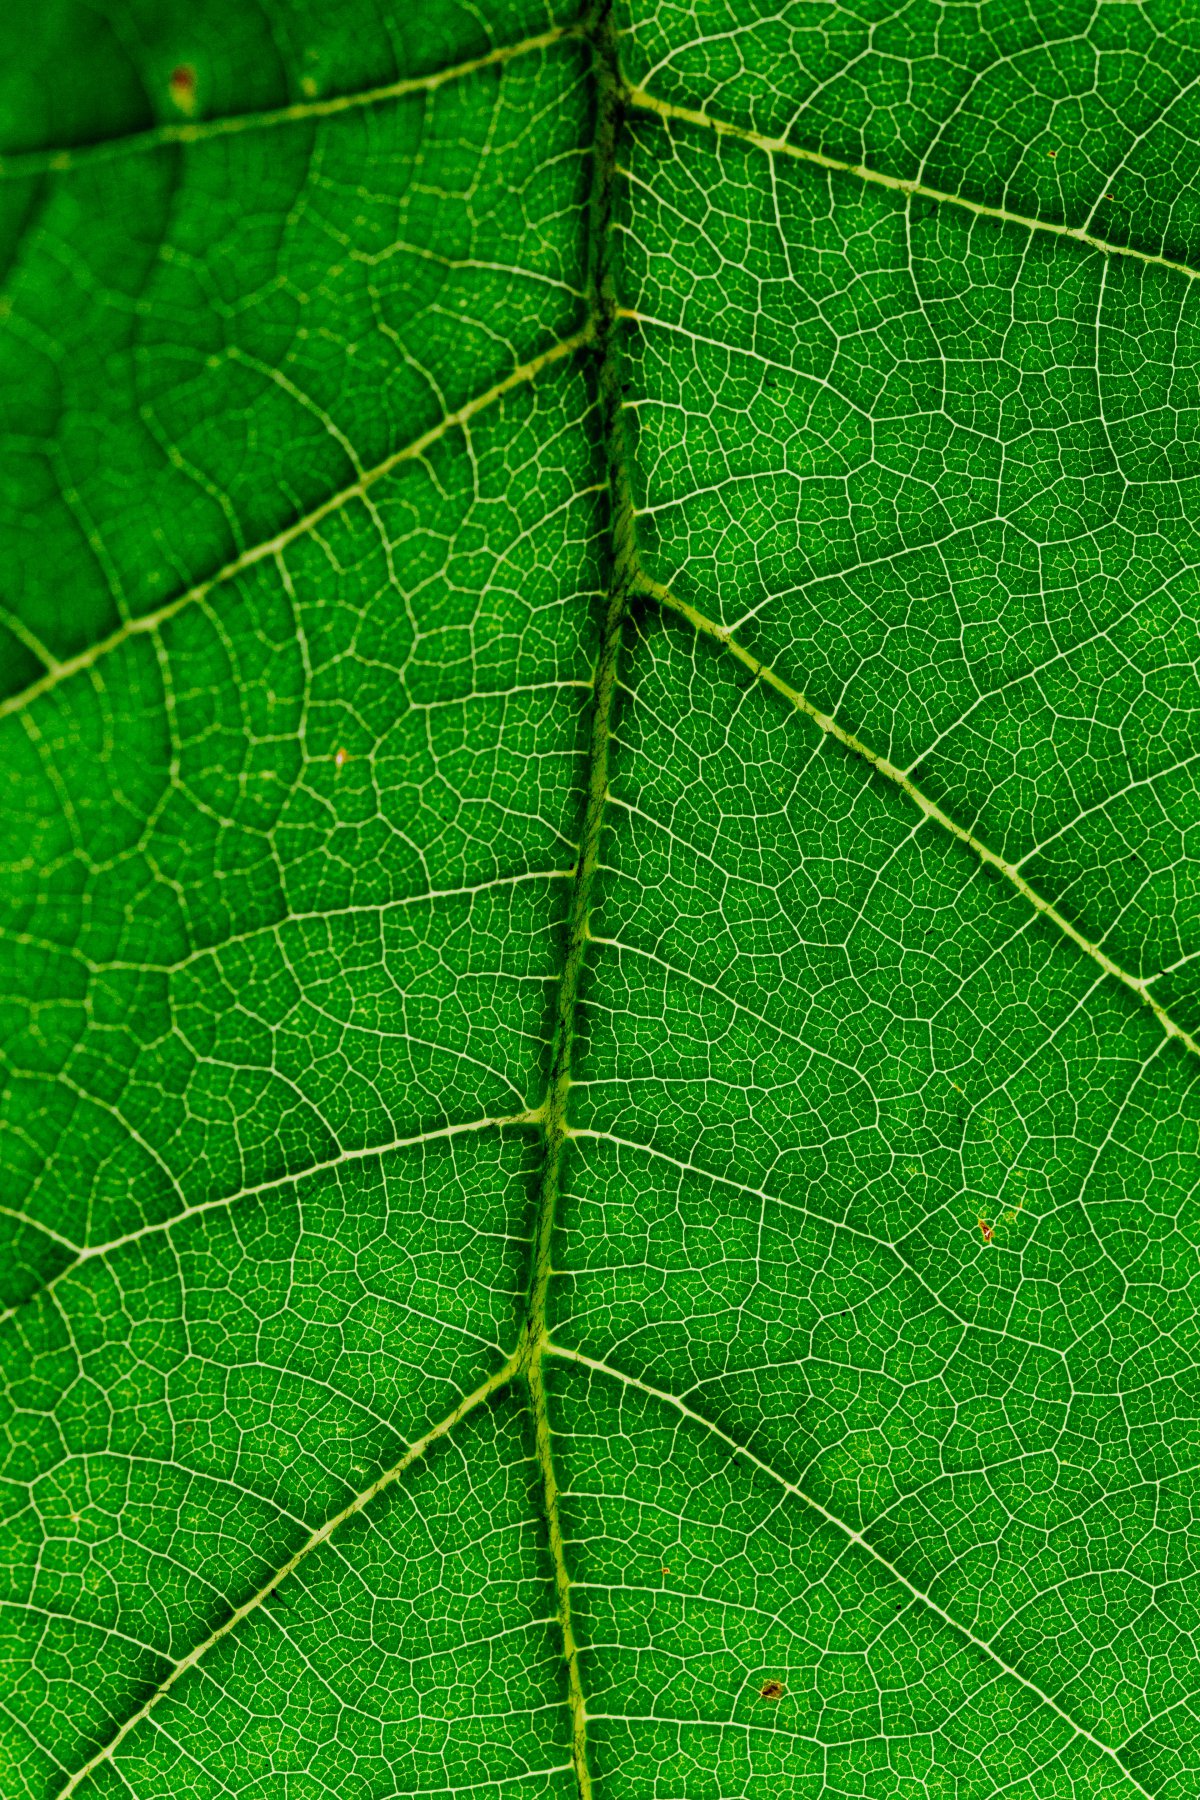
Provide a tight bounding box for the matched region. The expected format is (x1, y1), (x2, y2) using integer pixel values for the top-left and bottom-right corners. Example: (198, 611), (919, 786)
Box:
(0, 326), (592, 725)
(624, 84), (1200, 283)
(51, 1358), (520, 1798)
(548, 1342), (1157, 1800)
(0, 25), (583, 178)
(0, 1107), (545, 1331)
(643, 575), (1200, 1065)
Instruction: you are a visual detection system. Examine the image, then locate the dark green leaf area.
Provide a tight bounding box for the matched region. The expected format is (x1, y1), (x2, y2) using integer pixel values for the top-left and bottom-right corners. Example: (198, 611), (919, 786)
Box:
(0, 36), (589, 680)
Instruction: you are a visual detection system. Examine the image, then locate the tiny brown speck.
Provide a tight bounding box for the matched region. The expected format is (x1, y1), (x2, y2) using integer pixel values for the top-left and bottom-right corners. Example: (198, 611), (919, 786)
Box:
(169, 65), (197, 116)
(760, 1680), (785, 1700)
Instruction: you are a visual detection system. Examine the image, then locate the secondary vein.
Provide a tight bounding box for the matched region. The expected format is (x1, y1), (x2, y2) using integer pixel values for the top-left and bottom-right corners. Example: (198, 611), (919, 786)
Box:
(642, 574), (1200, 1066)
(51, 1357), (521, 1799)
(0, 1106), (546, 1331)
(624, 84), (1200, 285)
(548, 1342), (1158, 1800)
(0, 326), (592, 724)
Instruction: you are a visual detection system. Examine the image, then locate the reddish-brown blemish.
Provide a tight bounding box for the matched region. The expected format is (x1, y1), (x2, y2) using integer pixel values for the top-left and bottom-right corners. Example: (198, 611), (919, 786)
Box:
(760, 1680), (785, 1700)
(169, 65), (197, 115)
(979, 1218), (993, 1243)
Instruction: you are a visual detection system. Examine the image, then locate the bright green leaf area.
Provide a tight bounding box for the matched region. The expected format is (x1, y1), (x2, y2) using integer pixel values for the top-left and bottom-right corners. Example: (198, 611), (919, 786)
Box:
(2, 0), (1200, 1794)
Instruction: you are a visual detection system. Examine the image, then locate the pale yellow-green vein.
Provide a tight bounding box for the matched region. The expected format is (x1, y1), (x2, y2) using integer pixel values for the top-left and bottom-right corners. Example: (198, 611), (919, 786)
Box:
(642, 575), (1200, 1064)
(52, 1358), (522, 1798)
(0, 25), (583, 179)
(0, 325), (593, 724)
(625, 84), (1200, 285)
(548, 1342), (1157, 1800)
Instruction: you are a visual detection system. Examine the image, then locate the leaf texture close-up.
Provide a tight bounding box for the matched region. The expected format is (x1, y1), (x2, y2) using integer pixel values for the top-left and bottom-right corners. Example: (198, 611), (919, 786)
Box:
(2, 0), (1200, 1794)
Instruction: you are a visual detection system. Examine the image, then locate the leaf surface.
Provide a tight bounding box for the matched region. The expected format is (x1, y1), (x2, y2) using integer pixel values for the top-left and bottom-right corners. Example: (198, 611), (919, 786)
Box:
(2, 3), (1199, 1797)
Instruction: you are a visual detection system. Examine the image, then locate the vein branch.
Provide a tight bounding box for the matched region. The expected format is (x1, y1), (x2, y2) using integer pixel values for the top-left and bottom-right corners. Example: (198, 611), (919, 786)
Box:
(624, 84), (1200, 284)
(0, 326), (592, 724)
(51, 1358), (521, 1798)
(548, 1342), (1158, 1800)
(643, 575), (1200, 1065)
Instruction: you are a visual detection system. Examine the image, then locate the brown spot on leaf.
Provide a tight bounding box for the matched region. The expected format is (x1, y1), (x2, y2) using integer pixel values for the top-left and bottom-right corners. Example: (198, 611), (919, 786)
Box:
(760, 1680), (785, 1700)
(169, 65), (197, 116)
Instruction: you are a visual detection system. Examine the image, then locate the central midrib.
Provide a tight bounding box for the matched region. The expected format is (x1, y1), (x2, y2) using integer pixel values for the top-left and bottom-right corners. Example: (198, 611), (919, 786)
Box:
(516, 5), (632, 1793)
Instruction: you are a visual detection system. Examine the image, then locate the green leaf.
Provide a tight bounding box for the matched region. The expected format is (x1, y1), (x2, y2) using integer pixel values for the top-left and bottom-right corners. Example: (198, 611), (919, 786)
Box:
(2, 2), (1199, 1796)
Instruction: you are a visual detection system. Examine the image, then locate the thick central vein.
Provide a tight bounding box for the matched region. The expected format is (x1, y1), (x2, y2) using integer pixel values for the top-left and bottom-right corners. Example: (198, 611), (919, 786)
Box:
(518, 9), (635, 1797)
(7, 48), (1190, 724)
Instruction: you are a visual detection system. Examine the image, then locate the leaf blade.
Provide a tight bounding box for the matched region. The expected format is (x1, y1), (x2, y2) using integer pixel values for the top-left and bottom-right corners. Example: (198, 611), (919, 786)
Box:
(3, 3), (1200, 1797)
